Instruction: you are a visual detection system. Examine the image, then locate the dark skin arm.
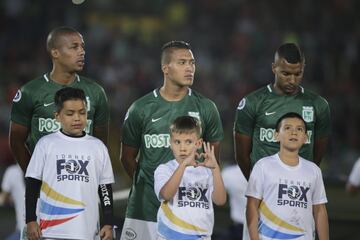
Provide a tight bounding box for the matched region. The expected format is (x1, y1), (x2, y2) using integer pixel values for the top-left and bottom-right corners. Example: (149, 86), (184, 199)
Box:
(120, 144), (139, 179)
(234, 131), (252, 180)
(313, 137), (328, 166)
(93, 124), (109, 146)
(9, 121), (31, 173)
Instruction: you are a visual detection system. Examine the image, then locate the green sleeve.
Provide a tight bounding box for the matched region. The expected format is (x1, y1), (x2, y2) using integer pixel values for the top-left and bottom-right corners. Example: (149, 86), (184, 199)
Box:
(314, 96), (331, 138)
(234, 97), (256, 136)
(10, 87), (33, 127)
(93, 86), (110, 127)
(201, 100), (224, 142)
(122, 103), (143, 148)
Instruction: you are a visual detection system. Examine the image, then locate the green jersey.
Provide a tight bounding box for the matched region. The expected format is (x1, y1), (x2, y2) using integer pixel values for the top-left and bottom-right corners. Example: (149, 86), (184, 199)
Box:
(11, 73), (109, 152)
(122, 88), (224, 221)
(234, 84), (330, 166)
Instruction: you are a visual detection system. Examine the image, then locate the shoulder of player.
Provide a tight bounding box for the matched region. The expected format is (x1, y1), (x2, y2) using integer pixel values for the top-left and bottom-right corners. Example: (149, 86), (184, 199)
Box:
(128, 90), (161, 111)
(189, 89), (218, 107)
(78, 75), (105, 90)
(301, 88), (329, 104)
(238, 85), (270, 106)
(20, 75), (47, 92)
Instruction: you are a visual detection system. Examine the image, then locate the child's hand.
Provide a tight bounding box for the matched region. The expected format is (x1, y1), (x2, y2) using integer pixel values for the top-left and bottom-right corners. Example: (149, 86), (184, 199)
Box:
(27, 221), (41, 240)
(100, 224), (113, 240)
(197, 142), (218, 169)
(182, 148), (199, 167)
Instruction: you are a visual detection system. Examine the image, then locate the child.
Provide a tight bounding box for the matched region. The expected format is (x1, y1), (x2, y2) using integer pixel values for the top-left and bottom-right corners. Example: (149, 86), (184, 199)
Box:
(154, 116), (226, 240)
(25, 87), (114, 240)
(246, 112), (329, 240)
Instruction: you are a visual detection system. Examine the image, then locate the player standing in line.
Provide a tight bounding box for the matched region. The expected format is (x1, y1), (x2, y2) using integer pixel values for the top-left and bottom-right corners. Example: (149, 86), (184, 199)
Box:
(120, 41), (223, 240)
(234, 42), (331, 181)
(25, 87), (114, 240)
(246, 112), (329, 240)
(9, 26), (109, 173)
(154, 116), (226, 240)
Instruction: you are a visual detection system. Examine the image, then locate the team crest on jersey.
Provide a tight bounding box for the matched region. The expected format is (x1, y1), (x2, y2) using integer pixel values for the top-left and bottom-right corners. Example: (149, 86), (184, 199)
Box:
(13, 90), (22, 102)
(188, 111), (200, 120)
(302, 106), (314, 123)
(237, 98), (246, 110)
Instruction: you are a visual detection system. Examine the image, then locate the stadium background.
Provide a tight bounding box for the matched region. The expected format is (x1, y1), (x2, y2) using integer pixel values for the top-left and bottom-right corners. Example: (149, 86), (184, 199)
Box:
(0, 0), (359, 239)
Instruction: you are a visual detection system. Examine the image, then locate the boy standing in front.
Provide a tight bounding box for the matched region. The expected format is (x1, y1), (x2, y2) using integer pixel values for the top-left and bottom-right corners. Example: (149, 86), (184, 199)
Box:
(25, 87), (114, 240)
(246, 112), (329, 240)
(154, 116), (226, 240)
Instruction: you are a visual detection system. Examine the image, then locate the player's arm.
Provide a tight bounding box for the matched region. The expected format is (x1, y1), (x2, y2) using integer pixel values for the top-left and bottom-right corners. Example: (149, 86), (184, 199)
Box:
(313, 137), (328, 166)
(120, 144), (139, 179)
(9, 121), (31, 173)
(234, 131), (252, 180)
(98, 184), (114, 240)
(93, 125), (109, 146)
(313, 203), (329, 240)
(25, 177), (42, 239)
(246, 196), (261, 240)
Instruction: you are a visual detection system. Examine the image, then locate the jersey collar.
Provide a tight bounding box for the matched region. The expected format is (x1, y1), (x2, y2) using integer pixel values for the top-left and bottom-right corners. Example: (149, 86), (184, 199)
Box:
(267, 84), (304, 94)
(152, 88), (192, 98)
(43, 73), (80, 83)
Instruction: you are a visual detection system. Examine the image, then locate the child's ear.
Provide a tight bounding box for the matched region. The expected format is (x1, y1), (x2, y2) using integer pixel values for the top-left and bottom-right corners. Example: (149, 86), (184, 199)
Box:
(274, 131), (280, 142)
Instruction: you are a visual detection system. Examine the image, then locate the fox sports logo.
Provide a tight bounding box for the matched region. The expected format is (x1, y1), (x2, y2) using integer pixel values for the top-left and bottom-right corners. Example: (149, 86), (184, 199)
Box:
(65, 160), (80, 174)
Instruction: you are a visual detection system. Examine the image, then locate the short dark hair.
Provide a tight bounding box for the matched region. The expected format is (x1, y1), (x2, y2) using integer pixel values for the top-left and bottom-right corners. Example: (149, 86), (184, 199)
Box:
(275, 112), (307, 132)
(170, 116), (202, 137)
(46, 26), (80, 53)
(161, 40), (191, 65)
(275, 43), (304, 64)
(54, 87), (86, 112)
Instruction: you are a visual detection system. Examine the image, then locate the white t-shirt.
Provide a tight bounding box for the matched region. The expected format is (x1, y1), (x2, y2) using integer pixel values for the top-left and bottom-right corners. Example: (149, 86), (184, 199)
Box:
(154, 159), (214, 239)
(25, 131), (114, 240)
(348, 158), (360, 186)
(1, 164), (25, 231)
(246, 154), (327, 240)
(221, 164), (247, 224)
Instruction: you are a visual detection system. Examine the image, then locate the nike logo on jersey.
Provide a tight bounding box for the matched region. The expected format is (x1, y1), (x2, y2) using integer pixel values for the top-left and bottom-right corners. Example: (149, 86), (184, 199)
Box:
(151, 117), (162, 122)
(43, 102), (54, 107)
(265, 111), (276, 116)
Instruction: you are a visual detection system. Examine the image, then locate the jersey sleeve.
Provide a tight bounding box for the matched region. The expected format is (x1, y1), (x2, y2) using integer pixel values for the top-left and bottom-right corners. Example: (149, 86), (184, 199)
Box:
(10, 87), (34, 127)
(93, 86), (110, 127)
(245, 162), (263, 200)
(25, 139), (46, 180)
(312, 166), (328, 205)
(1, 167), (13, 192)
(122, 102), (143, 148)
(314, 96), (331, 138)
(99, 143), (115, 185)
(348, 159), (360, 187)
(154, 164), (173, 201)
(201, 100), (223, 142)
(234, 97), (256, 136)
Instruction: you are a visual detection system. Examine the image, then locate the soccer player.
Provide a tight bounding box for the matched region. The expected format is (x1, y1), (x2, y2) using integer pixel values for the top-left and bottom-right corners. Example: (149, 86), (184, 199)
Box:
(120, 40), (223, 240)
(234, 43), (331, 180)
(25, 87), (114, 240)
(346, 157), (360, 194)
(246, 112), (329, 240)
(9, 26), (109, 173)
(154, 116), (226, 240)
(1, 164), (25, 240)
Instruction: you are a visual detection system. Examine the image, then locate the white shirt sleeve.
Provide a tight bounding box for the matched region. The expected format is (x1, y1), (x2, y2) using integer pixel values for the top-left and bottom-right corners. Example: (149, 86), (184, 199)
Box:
(154, 163), (173, 201)
(25, 139), (46, 180)
(99, 143), (115, 185)
(312, 167), (328, 205)
(1, 167), (13, 192)
(245, 162), (264, 200)
(348, 159), (360, 187)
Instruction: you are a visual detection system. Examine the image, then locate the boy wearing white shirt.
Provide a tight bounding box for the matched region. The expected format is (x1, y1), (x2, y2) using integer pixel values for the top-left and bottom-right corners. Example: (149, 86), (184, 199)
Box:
(246, 112), (329, 240)
(25, 87), (114, 240)
(154, 116), (226, 240)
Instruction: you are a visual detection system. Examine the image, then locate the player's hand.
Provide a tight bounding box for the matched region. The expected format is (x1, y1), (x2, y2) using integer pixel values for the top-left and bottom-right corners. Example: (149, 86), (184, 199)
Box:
(197, 142), (218, 169)
(27, 221), (42, 240)
(100, 224), (113, 240)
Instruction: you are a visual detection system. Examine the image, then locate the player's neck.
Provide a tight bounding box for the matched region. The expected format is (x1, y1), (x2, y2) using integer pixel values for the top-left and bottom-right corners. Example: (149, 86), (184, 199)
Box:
(272, 83), (299, 96)
(50, 68), (77, 85)
(278, 149), (300, 166)
(159, 83), (188, 101)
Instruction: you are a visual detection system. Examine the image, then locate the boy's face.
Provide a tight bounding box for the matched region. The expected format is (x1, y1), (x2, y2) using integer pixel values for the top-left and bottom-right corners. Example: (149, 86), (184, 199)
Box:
(55, 99), (87, 136)
(170, 131), (202, 163)
(275, 117), (307, 151)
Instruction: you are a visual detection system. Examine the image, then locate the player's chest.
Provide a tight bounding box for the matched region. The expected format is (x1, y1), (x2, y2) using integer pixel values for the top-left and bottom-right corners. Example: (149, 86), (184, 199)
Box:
(256, 97), (316, 128)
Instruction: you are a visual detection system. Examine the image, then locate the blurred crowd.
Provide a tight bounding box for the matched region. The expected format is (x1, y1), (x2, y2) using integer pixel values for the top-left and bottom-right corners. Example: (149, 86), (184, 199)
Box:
(0, 0), (359, 180)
